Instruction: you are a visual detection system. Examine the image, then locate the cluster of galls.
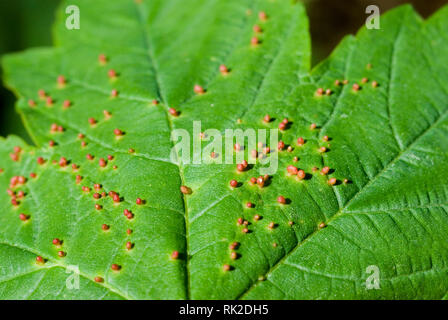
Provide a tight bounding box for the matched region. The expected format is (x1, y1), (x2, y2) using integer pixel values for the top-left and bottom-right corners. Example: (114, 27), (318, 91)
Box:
(283, 134), (342, 186)
(5, 142), (149, 282)
(250, 11), (268, 47)
(20, 13), (353, 279)
(218, 114), (352, 274)
(9, 145), (22, 162)
(28, 77), (72, 110)
(315, 70), (379, 97)
(5, 146), (37, 221)
(19, 53), (196, 284)
(166, 11), (269, 121)
(26, 54), (136, 157)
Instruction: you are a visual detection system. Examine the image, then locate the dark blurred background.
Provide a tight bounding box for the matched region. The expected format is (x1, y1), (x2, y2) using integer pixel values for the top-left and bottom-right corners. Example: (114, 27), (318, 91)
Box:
(1, 0), (447, 144)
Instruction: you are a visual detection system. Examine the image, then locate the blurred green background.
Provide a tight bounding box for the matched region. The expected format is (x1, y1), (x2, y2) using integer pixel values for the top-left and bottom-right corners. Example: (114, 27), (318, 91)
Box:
(1, 0), (446, 144)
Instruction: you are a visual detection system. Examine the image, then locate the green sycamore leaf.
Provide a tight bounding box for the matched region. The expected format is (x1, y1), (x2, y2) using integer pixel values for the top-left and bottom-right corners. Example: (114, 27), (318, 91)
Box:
(1, 0), (448, 300)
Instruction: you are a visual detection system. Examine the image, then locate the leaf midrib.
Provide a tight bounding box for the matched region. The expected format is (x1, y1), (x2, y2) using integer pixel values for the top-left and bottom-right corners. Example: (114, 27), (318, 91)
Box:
(133, 2), (191, 299)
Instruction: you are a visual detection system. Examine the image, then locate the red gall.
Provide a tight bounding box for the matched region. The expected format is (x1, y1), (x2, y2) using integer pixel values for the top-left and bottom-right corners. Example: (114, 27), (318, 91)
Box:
(219, 64), (228, 75)
(98, 53), (107, 64)
(256, 176), (264, 187)
(108, 69), (117, 78)
(111, 264), (121, 271)
(99, 158), (107, 167)
(57, 75), (66, 85)
(277, 196), (286, 204)
(234, 143), (241, 152)
(59, 157), (67, 167)
(194, 85), (205, 94)
(229, 242), (239, 250)
(46, 97), (53, 106)
(38, 89), (46, 99)
(287, 165), (298, 175)
(180, 186), (192, 194)
(103, 110), (112, 118)
(168, 108), (178, 117)
(278, 141), (285, 151)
